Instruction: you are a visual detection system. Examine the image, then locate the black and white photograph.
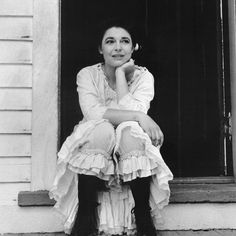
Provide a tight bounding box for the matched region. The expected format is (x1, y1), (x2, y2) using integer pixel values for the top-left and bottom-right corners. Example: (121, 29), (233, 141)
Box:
(0, 0), (236, 236)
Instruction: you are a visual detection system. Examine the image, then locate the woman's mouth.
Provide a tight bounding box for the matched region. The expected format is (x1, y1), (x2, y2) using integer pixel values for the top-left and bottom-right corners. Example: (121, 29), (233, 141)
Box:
(112, 54), (124, 59)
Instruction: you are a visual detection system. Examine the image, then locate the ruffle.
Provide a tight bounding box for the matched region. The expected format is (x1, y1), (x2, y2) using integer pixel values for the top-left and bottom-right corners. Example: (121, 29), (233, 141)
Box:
(118, 150), (160, 182)
(50, 120), (173, 235)
(68, 149), (115, 181)
(114, 121), (173, 226)
(49, 120), (114, 233)
(97, 186), (136, 236)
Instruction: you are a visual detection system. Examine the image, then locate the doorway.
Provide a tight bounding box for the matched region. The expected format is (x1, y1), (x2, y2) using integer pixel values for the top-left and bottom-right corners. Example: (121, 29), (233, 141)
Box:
(60, 0), (232, 178)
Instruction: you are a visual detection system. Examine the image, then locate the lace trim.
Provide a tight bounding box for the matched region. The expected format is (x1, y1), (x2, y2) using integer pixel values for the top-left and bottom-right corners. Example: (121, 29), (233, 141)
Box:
(119, 150), (145, 160)
(78, 148), (112, 160)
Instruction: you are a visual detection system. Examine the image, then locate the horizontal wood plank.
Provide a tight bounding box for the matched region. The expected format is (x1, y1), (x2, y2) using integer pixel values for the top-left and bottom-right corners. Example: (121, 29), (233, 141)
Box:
(0, 17), (32, 40)
(0, 88), (32, 110)
(0, 157), (31, 182)
(0, 41), (32, 63)
(0, 182), (30, 205)
(1, 234), (65, 236)
(18, 183), (236, 207)
(0, 65), (32, 87)
(171, 176), (235, 184)
(0, 111), (31, 133)
(3, 231), (236, 236)
(0, 0), (33, 16)
(0, 134), (31, 156)
(170, 183), (236, 203)
(18, 190), (55, 206)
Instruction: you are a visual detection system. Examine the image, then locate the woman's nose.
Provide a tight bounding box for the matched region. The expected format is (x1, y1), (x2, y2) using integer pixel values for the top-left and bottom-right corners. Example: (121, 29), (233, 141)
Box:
(114, 42), (121, 51)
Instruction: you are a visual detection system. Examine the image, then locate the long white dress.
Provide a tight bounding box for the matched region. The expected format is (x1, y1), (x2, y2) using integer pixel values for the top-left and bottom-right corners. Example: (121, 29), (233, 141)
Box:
(49, 63), (173, 235)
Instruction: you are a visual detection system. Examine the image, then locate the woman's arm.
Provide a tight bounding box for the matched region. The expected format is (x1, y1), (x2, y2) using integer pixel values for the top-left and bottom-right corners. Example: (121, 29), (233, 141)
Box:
(77, 66), (163, 146)
(116, 63), (155, 114)
(77, 68), (108, 120)
(110, 62), (163, 145)
(103, 109), (164, 146)
(115, 59), (135, 101)
(103, 109), (140, 126)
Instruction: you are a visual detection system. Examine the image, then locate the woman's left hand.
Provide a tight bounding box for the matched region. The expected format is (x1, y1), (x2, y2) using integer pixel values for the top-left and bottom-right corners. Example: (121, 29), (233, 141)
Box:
(138, 113), (164, 147)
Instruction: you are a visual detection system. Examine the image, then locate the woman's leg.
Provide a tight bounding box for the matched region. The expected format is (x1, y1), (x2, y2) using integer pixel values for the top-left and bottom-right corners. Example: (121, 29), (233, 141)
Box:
(70, 174), (100, 236)
(117, 125), (156, 236)
(128, 177), (156, 236)
(70, 121), (115, 236)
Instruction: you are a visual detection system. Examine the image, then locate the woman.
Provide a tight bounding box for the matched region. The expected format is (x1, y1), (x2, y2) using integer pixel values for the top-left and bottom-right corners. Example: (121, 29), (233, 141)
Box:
(50, 19), (173, 236)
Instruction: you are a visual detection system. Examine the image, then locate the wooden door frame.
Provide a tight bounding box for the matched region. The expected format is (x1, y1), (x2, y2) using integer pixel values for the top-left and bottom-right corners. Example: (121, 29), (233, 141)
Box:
(31, 0), (60, 190)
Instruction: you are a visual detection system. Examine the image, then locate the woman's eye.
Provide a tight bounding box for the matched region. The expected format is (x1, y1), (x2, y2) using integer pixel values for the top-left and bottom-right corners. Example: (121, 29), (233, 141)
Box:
(122, 40), (129, 44)
(105, 40), (115, 44)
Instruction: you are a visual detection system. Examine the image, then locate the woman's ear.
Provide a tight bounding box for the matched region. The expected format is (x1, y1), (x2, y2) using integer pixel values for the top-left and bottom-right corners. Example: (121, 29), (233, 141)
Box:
(98, 46), (103, 54)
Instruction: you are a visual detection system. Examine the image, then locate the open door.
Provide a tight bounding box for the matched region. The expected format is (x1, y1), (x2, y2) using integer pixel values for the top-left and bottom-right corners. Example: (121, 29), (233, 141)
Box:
(61, 0), (232, 178)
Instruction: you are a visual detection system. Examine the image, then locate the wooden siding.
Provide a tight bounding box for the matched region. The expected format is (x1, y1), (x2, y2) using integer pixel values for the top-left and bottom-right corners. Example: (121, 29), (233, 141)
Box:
(0, 158), (30, 183)
(0, 183), (30, 205)
(0, 89), (32, 110)
(0, 41), (32, 64)
(0, 17), (32, 40)
(0, 111), (31, 133)
(0, 65), (32, 87)
(0, 0), (32, 206)
(0, 135), (31, 157)
(0, 0), (33, 16)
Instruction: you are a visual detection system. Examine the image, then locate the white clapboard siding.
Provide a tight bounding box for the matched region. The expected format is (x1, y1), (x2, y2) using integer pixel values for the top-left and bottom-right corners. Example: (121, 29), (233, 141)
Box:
(0, 111), (31, 133)
(0, 17), (32, 40)
(0, 41), (32, 64)
(0, 134), (31, 156)
(0, 65), (32, 87)
(0, 183), (30, 205)
(0, 157), (30, 182)
(0, 88), (32, 110)
(0, 0), (33, 16)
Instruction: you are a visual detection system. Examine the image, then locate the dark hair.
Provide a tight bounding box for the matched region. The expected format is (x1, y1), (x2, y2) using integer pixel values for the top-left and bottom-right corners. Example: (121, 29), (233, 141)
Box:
(97, 18), (138, 49)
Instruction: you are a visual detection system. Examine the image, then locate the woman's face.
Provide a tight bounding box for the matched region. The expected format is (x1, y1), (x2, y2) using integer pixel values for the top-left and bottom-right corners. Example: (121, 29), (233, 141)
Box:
(99, 27), (134, 68)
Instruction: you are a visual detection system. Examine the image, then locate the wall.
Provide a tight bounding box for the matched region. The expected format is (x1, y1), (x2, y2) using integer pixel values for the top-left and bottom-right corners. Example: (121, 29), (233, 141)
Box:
(0, 0), (62, 233)
(0, 0), (32, 207)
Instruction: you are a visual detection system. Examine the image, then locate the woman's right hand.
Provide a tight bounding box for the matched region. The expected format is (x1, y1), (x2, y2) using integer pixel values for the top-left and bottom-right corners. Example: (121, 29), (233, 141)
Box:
(115, 58), (135, 78)
(138, 113), (164, 146)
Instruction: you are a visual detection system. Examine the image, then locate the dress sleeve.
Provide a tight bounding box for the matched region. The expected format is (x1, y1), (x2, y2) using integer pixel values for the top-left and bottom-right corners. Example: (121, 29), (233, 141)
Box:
(76, 68), (108, 120)
(118, 70), (155, 114)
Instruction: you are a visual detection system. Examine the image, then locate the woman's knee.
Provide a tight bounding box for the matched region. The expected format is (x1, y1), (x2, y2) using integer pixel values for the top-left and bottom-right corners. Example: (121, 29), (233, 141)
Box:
(87, 121), (115, 151)
(118, 124), (144, 154)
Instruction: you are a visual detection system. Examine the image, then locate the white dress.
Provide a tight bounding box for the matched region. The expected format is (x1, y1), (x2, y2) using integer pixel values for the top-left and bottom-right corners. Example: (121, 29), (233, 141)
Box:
(49, 63), (173, 235)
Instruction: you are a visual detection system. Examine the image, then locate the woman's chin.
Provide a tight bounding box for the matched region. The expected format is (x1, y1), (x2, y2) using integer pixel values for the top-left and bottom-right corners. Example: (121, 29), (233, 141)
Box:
(113, 60), (128, 67)
(105, 58), (129, 68)
(108, 61), (124, 68)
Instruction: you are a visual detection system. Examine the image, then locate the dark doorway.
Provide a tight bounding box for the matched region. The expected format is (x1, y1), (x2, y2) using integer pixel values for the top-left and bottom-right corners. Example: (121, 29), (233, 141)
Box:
(60, 0), (232, 177)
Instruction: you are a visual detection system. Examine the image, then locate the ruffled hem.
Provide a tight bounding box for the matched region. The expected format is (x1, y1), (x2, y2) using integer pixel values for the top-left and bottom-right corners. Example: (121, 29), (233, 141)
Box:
(50, 120), (173, 235)
(114, 121), (173, 222)
(97, 186), (136, 236)
(68, 149), (115, 181)
(98, 226), (136, 236)
(118, 150), (160, 182)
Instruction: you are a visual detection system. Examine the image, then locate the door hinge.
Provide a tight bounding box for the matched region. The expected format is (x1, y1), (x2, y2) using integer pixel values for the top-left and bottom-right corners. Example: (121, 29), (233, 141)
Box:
(224, 112), (232, 141)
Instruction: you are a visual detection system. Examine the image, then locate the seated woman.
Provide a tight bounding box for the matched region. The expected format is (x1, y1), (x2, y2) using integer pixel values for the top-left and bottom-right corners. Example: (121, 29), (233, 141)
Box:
(50, 18), (173, 236)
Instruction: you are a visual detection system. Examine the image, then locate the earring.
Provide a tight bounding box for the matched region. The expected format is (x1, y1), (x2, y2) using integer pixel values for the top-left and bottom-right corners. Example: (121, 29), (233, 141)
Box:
(134, 43), (139, 51)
